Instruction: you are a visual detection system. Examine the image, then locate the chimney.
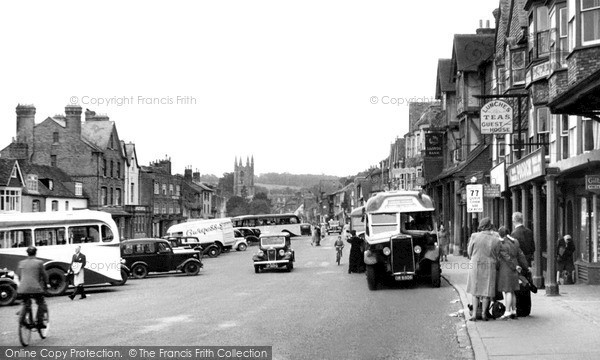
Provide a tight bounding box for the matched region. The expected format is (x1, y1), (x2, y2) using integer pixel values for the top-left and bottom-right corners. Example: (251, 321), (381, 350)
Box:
(486, 20), (490, 28)
(184, 167), (192, 181)
(193, 170), (201, 183)
(65, 105), (82, 135)
(85, 108), (96, 121)
(16, 104), (36, 146)
(493, 8), (500, 27)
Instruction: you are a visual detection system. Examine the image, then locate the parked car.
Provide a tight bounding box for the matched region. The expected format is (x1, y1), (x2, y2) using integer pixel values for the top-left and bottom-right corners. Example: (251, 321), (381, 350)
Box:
(164, 236), (221, 258)
(120, 239), (202, 279)
(327, 220), (342, 235)
(233, 231), (248, 251)
(236, 227), (260, 244)
(253, 233), (295, 273)
(0, 268), (18, 306)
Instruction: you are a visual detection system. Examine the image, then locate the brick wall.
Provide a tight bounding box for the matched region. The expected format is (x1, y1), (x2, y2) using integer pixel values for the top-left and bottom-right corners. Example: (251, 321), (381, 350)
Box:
(548, 69), (568, 100)
(567, 46), (600, 86)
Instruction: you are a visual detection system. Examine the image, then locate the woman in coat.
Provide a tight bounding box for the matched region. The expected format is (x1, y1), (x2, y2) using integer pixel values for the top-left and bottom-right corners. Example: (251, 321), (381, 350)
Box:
(496, 226), (529, 320)
(347, 230), (365, 274)
(466, 217), (501, 321)
(557, 234), (575, 284)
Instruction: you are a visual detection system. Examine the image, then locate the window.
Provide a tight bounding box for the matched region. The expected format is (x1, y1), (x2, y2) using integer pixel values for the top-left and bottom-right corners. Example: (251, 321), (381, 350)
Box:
(154, 182), (159, 195)
(109, 188), (114, 205)
(110, 160), (114, 178)
(511, 50), (526, 85)
(101, 187), (108, 206)
(537, 107), (550, 133)
(51, 155), (57, 167)
(512, 133), (526, 159)
(65, 201), (69, 211)
(70, 225), (100, 243)
(497, 66), (505, 94)
(169, 184), (174, 196)
(26, 174), (38, 192)
(176, 185), (181, 196)
(75, 182), (82, 196)
(569, 0), (577, 51)
(537, 6), (550, 58)
(32, 200), (40, 212)
(0, 189), (21, 212)
(116, 188), (121, 206)
(153, 203), (159, 214)
(117, 162), (121, 179)
(550, 7), (569, 68)
(131, 183), (135, 203)
(162, 184), (167, 195)
(34, 227), (66, 246)
(583, 118), (595, 151)
(53, 132), (59, 143)
(51, 200), (58, 211)
(582, 0), (600, 45)
(102, 158), (107, 177)
(497, 138), (507, 159)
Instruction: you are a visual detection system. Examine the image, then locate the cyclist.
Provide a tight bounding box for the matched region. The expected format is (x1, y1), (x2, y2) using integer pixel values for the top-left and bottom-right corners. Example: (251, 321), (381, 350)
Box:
(17, 246), (49, 329)
(334, 235), (344, 264)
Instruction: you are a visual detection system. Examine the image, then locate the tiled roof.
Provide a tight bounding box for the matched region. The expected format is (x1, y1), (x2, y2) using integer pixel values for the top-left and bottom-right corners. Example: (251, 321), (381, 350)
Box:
(436, 59), (454, 95)
(452, 34), (495, 72)
(19, 161), (79, 198)
(0, 159), (17, 186)
(81, 120), (115, 150)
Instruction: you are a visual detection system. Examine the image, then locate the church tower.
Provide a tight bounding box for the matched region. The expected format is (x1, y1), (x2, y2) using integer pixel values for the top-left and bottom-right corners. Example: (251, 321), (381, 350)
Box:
(233, 155), (254, 198)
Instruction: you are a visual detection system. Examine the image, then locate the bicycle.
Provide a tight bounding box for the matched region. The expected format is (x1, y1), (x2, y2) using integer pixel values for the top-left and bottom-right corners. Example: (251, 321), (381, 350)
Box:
(18, 297), (49, 346)
(335, 245), (344, 266)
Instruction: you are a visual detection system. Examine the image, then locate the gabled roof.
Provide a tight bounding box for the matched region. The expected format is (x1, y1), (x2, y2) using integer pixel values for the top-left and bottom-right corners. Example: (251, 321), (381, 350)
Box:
(416, 105), (444, 128)
(19, 161), (80, 198)
(81, 120), (116, 151)
(436, 59), (454, 97)
(121, 141), (139, 167)
(0, 159), (22, 186)
(452, 33), (495, 72)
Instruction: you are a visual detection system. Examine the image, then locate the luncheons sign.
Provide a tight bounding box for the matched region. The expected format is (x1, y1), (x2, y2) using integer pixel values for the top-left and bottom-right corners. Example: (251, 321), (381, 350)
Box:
(480, 100), (513, 134)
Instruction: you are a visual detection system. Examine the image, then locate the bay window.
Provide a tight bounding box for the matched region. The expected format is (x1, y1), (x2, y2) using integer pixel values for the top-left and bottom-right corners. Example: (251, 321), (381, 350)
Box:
(550, 6), (569, 68)
(511, 50), (526, 85)
(582, 0), (600, 45)
(0, 189), (21, 212)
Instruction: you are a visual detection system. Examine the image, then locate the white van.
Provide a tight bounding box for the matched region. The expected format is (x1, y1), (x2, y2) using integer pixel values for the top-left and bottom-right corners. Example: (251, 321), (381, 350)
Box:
(166, 218), (236, 254)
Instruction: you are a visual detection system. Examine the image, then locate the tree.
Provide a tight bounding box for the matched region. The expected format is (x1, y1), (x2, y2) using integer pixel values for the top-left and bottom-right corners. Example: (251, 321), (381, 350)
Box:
(219, 172), (234, 198)
(226, 196), (248, 217)
(254, 192), (270, 201)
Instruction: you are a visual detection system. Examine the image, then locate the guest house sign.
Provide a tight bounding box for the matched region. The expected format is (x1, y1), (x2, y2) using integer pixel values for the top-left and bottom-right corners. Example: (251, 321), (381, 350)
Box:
(480, 100), (513, 134)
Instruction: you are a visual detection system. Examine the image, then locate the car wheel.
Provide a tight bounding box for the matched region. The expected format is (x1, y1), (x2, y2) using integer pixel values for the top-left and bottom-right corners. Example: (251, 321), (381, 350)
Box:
(111, 268), (129, 286)
(46, 268), (68, 296)
(366, 265), (378, 291)
(132, 264), (148, 279)
(254, 265), (260, 274)
(431, 262), (441, 288)
(207, 245), (220, 258)
(286, 263), (293, 272)
(184, 262), (200, 276)
(0, 283), (17, 306)
(237, 243), (247, 251)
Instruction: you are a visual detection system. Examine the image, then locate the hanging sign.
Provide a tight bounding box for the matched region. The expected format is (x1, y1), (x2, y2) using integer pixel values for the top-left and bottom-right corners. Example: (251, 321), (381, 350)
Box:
(480, 100), (513, 134)
(466, 184), (484, 213)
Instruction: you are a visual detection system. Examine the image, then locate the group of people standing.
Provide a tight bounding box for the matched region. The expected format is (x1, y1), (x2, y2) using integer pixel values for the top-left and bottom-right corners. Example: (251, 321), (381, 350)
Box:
(466, 212), (534, 321)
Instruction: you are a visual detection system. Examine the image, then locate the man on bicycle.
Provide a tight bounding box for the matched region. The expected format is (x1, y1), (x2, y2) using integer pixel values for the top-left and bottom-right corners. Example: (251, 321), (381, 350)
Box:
(17, 246), (49, 329)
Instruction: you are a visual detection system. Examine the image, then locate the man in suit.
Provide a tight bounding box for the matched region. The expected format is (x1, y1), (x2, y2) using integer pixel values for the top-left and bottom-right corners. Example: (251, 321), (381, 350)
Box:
(69, 245), (87, 300)
(511, 212), (535, 267)
(17, 246), (49, 328)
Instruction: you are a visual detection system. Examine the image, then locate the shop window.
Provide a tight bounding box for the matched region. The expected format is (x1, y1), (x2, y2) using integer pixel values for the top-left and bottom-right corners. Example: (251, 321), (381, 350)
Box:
(582, 0), (600, 45)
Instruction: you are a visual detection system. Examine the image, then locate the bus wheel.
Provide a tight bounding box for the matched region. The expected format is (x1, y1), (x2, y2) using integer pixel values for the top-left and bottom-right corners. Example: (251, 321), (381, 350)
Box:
(366, 265), (378, 291)
(46, 268), (68, 296)
(111, 268), (129, 286)
(132, 264), (148, 279)
(0, 283), (17, 306)
(184, 262), (200, 276)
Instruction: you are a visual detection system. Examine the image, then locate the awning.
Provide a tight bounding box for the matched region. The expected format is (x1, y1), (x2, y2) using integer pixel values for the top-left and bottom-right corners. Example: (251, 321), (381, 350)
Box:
(548, 68), (600, 121)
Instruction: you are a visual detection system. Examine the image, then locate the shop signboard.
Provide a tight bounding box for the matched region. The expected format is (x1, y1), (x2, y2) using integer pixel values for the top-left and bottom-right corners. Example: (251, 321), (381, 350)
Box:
(484, 184), (501, 198)
(507, 148), (545, 187)
(586, 175), (600, 194)
(480, 100), (513, 134)
(466, 184), (483, 213)
(425, 133), (443, 157)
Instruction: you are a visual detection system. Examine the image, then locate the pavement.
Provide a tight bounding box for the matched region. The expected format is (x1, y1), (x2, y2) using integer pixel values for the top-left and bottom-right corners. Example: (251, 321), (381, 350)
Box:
(442, 254), (600, 360)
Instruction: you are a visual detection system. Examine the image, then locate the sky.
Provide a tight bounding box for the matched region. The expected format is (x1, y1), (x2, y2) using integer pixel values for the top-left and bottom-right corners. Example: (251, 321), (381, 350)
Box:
(0, 0), (499, 178)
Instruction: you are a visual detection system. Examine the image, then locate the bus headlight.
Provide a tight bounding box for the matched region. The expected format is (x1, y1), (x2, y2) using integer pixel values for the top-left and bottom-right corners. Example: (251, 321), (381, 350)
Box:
(414, 246), (422, 254)
(279, 249), (285, 257)
(383, 247), (391, 256)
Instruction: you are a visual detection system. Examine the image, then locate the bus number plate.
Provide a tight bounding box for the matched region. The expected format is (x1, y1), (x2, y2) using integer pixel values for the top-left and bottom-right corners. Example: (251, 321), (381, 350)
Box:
(395, 275), (413, 281)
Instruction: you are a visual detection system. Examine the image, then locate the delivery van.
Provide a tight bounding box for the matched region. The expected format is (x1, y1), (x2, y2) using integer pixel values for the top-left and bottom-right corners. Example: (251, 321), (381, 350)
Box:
(166, 218), (235, 254)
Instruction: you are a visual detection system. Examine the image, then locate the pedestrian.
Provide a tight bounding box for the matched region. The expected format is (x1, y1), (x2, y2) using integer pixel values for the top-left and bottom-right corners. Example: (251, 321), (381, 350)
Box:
(510, 212), (535, 267)
(496, 226), (529, 320)
(17, 246), (49, 328)
(466, 217), (501, 321)
(315, 224), (322, 246)
(438, 224), (449, 262)
(347, 230), (365, 274)
(557, 234), (575, 284)
(68, 245), (87, 300)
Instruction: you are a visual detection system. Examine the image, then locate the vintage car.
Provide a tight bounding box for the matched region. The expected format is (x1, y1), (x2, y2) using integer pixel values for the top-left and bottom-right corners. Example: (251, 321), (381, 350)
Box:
(363, 191), (441, 290)
(235, 227), (260, 244)
(252, 233), (295, 273)
(327, 220), (342, 235)
(0, 268), (18, 306)
(233, 230), (248, 251)
(164, 236), (222, 258)
(120, 239), (202, 279)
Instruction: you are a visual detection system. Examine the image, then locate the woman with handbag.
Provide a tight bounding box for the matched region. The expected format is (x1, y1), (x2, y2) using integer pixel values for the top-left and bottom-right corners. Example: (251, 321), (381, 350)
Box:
(496, 227), (529, 320)
(68, 245), (87, 300)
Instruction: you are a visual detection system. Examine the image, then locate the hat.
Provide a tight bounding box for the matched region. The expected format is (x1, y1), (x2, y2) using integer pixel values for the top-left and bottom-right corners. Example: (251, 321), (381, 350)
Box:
(564, 234), (572, 240)
(478, 217), (493, 231)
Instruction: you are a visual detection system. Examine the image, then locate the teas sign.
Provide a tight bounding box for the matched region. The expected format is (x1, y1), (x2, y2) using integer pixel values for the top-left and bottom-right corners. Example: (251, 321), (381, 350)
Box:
(480, 100), (513, 134)
(466, 184), (484, 213)
(586, 175), (600, 194)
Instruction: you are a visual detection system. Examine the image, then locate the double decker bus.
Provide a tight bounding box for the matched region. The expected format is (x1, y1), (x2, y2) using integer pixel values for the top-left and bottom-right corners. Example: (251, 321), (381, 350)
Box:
(231, 213), (310, 237)
(0, 210), (126, 302)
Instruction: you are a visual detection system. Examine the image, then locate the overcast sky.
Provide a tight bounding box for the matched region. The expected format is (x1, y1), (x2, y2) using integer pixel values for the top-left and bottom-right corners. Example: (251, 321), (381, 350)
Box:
(0, 0), (499, 178)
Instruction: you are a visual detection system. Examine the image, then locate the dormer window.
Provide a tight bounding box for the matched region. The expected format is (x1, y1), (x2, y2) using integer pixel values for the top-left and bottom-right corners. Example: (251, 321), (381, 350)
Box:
(48, 180), (54, 191)
(26, 174), (38, 192)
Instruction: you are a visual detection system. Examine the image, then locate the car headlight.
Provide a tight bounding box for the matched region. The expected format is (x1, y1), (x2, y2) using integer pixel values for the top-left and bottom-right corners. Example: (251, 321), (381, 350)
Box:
(383, 247), (391, 256)
(8, 270), (15, 278)
(258, 250), (264, 257)
(279, 249), (285, 256)
(120, 258), (126, 264)
(193, 253), (198, 258)
(414, 245), (422, 254)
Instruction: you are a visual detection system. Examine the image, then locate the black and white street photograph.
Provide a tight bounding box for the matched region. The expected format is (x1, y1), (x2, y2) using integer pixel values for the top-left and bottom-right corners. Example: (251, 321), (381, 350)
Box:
(2, 0), (600, 359)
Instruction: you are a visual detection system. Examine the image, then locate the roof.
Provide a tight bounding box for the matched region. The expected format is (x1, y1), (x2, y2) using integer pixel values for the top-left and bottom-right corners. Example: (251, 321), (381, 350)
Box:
(436, 59), (454, 96)
(452, 34), (495, 72)
(121, 142), (138, 167)
(81, 120), (115, 150)
(495, 0), (512, 58)
(0, 159), (19, 186)
(19, 161), (80, 198)
(415, 105), (444, 128)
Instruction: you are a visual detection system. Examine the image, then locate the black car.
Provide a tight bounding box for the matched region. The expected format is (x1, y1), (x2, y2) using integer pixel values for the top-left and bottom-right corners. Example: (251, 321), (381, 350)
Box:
(236, 227), (260, 244)
(252, 233), (295, 273)
(164, 236), (222, 258)
(0, 268), (18, 306)
(120, 239), (202, 279)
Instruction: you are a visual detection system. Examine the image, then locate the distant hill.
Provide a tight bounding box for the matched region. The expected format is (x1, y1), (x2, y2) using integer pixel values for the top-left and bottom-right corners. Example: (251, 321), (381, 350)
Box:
(255, 173), (339, 189)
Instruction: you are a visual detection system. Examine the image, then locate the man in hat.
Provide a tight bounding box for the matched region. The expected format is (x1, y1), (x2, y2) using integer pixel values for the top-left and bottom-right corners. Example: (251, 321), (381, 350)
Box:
(511, 212), (535, 267)
(17, 246), (49, 328)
